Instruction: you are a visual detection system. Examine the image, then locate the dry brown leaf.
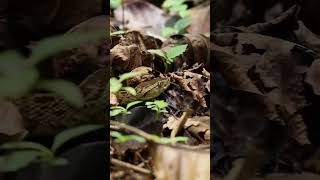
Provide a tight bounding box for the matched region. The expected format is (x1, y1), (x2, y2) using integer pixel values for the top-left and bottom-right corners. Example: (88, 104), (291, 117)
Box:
(0, 101), (28, 142)
(114, 0), (168, 39)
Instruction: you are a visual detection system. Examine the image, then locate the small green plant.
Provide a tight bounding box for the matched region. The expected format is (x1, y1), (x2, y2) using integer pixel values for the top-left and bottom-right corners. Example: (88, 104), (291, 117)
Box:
(110, 0), (123, 10)
(111, 131), (188, 144)
(162, 18), (192, 37)
(110, 101), (143, 116)
(147, 44), (188, 64)
(161, 0), (192, 38)
(162, 0), (191, 17)
(111, 131), (146, 143)
(0, 125), (104, 172)
(146, 100), (168, 114)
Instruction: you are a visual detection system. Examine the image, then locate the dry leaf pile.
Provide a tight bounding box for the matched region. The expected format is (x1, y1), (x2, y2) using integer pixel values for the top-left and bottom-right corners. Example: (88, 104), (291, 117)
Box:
(213, 1), (320, 179)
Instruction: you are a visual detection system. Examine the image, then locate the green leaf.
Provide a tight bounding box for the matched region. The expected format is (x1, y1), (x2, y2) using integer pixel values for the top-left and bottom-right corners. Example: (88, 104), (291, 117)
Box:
(51, 124), (104, 153)
(145, 102), (154, 106)
(160, 109), (168, 113)
(110, 0), (123, 9)
(0, 51), (25, 74)
(174, 18), (192, 31)
(157, 136), (188, 144)
(171, 4), (187, 12)
(110, 106), (126, 110)
(111, 131), (146, 143)
(28, 29), (105, 65)
(36, 80), (84, 108)
(119, 71), (144, 82)
(110, 77), (122, 93)
(122, 86), (136, 96)
(154, 100), (168, 109)
(147, 49), (167, 59)
(166, 44), (188, 59)
(162, 0), (185, 8)
(0, 68), (39, 99)
(0, 150), (41, 172)
(110, 108), (125, 116)
(162, 27), (177, 38)
(49, 158), (68, 166)
(110, 30), (126, 36)
(126, 101), (142, 109)
(179, 9), (190, 17)
(0, 142), (51, 155)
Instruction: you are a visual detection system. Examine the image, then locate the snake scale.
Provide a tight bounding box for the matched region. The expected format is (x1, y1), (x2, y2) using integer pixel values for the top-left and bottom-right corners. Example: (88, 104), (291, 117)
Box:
(12, 67), (108, 137)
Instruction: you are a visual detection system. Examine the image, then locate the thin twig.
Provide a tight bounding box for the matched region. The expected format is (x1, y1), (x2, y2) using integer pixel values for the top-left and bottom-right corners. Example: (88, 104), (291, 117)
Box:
(111, 158), (152, 175)
(110, 120), (158, 142)
(170, 108), (193, 139)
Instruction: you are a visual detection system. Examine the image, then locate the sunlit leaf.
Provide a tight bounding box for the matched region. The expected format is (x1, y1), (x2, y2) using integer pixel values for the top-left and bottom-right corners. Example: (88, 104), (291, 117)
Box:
(110, 0), (123, 9)
(111, 131), (146, 143)
(110, 30), (126, 36)
(174, 18), (192, 31)
(166, 44), (188, 59)
(147, 49), (167, 59)
(110, 109), (125, 117)
(110, 78), (122, 93)
(162, 27), (177, 38)
(126, 101), (142, 109)
(157, 136), (188, 144)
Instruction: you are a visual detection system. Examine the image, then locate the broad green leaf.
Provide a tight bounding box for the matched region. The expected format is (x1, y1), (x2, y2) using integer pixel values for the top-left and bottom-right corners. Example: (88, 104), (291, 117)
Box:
(28, 29), (105, 65)
(110, 109), (125, 117)
(162, 27), (177, 38)
(174, 18), (192, 31)
(0, 68), (39, 98)
(110, 78), (122, 93)
(0, 142), (51, 155)
(51, 124), (104, 153)
(179, 9), (190, 17)
(166, 44), (188, 59)
(36, 80), (84, 108)
(0, 150), (41, 172)
(171, 4), (188, 12)
(110, 0), (123, 9)
(162, 0), (185, 8)
(126, 101), (142, 109)
(147, 49), (167, 59)
(122, 86), (136, 96)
